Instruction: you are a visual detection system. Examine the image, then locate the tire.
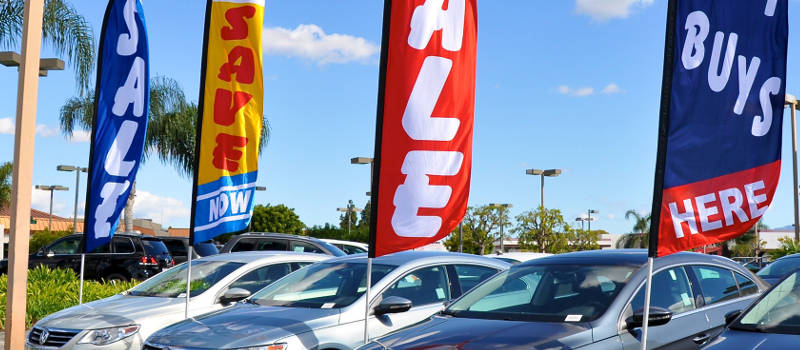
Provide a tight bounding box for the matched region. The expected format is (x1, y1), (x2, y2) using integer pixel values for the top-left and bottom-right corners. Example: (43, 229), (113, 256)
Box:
(106, 273), (128, 284)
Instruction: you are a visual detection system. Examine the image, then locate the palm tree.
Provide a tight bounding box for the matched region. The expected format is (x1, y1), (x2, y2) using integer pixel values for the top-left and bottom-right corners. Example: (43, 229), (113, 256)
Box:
(0, 161), (12, 208)
(59, 76), (270, 231)
(616, 210), (651, 249)
(0, 0), (94, 94)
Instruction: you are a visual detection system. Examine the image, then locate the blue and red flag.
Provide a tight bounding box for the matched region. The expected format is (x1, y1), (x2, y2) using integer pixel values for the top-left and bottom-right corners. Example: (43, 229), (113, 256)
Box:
(650, 0), (788, 257)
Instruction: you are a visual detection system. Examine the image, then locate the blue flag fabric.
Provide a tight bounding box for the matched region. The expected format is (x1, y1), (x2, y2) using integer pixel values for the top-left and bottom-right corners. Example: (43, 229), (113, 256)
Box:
(85, 0), (149, 253)
(654, 0), (788, 256)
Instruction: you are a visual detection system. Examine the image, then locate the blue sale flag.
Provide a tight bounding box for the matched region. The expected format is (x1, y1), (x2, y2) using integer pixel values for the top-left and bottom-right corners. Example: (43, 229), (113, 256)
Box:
(84, 0), (149, 253)
(651, 0), (788, 257)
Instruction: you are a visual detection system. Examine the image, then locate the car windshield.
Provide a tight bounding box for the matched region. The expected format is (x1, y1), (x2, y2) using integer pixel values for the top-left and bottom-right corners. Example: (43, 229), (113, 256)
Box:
(733, 271), (800, 334)
(444, 264), (637, 322)
(142, 239), (170, 256)
(128, 261), (243, 297)
(250, 262), (395, 308)
(757, 258), (799, 277)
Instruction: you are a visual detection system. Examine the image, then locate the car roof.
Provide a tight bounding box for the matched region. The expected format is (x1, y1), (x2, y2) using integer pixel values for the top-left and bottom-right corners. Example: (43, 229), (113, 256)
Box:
(322, 250), (510, 268)
(517, 249), (742, 269)
(234, 232), (325, 242)
(196, 251), (329, 264)
(320, 238), (367, 246)
(484, 252), (551, 260)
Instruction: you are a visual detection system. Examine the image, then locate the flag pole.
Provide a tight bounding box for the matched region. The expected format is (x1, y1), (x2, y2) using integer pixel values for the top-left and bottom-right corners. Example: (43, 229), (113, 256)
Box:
(79, 254), (85, 304)
(363, 257), (373, 344)
(642, 0), (677, 348)
(184, 246), (193, 319)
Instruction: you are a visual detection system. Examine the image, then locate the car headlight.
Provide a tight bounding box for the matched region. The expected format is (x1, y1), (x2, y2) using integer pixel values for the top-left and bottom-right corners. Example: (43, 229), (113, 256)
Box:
(230, 344), (287, 350)
(77, 325), (140, 345)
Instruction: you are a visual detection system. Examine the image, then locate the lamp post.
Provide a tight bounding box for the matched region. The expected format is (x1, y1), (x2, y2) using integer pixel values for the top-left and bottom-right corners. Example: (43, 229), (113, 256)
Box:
(57, 165), (87, 233)
(587, 209), (599, 232)
(351, 157), (374, 196)
(35, 185), (69, 232)
(786, 94), (799, 242)
(0, 51), (65, 77)
(489, 203), (512, 253)
(337, 206), (363, 235)
(525, 168), (561, 209)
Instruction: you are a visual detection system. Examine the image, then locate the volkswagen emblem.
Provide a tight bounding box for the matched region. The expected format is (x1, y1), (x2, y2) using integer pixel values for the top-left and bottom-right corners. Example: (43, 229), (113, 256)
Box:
(39, 328), (49, 345)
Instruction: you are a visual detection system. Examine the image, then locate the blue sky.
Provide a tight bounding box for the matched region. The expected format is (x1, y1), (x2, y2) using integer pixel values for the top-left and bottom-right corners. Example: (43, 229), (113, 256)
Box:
(1, 0), (799, 236)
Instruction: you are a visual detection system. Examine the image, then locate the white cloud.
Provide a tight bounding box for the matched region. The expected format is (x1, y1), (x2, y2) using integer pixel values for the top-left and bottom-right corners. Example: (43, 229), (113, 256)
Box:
(35, 124), (58, 137)
(0, 118), (13, 134)
(133, 190), (190, 226)
(262, 24), (379, 64)
(31, 185), (70, 217)
(575, 0), (655, 21)
(607, 213), (616, 220)
(558, 83), (622, 97)
(68, 130), (91, 143)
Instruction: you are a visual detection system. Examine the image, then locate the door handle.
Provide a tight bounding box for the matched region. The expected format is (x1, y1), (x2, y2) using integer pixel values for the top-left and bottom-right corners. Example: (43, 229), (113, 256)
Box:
(692, 333), (710, 345)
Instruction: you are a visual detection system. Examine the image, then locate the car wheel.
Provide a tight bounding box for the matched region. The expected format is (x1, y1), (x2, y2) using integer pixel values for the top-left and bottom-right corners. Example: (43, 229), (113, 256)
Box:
(106, 273), (128, 284)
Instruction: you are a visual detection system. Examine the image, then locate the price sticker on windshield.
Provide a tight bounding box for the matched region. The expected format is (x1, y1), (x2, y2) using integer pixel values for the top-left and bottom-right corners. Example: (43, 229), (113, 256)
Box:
(565, 314), (583, 322)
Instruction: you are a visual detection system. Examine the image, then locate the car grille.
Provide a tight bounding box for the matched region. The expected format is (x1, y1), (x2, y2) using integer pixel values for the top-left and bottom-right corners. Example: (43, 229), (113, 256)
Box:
(28, 327), (80, 347)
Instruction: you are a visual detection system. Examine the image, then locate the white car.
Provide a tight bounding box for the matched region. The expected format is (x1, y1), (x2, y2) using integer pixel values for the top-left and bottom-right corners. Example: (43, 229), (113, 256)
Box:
(25, 251), (329, 349)
(483, 252), (551, 264)
(320, 238), (368, 254)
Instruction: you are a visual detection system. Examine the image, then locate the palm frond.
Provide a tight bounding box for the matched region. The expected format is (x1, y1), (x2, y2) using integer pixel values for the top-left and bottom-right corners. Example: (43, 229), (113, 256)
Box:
(41, 0), (95, 94)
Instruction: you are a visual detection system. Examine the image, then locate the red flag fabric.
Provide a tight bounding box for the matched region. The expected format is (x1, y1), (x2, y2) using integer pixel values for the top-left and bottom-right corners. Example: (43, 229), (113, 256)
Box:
(370, 0), (477, 257)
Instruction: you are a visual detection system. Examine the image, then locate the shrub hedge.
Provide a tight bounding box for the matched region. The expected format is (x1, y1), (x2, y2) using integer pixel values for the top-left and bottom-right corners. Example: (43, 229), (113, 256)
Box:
(0, 266), (138, 329)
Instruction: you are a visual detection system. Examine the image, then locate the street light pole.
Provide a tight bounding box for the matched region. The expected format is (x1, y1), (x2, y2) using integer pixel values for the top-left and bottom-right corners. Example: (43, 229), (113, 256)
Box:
(490, 203), (512, 253)
(787, 94), (799, 243)
(337, 206), (363, 236)
(587, 209), (598, 232)
(35, 185), (69, 232)
(351, 157), (374, 196)
(525, 168), (562, 209)
(57, 165), (87, 233)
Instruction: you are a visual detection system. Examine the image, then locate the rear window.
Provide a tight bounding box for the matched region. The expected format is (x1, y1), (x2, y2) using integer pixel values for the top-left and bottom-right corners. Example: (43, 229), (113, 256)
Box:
(194, 242), (219, 257)
(162, 239), (187, 256)
(142, 239), (170, 256)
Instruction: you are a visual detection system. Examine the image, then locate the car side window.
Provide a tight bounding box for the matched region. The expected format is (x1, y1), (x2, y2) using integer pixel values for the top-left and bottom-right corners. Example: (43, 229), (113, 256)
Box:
(632, 266), (696, 315)
(257, 239), (289, 251)
(229, 263), (293, 294)
(454, 265), (499, 293)
(292, 241), (324, 254)
(163, 240), (187, 256)
(291, 262), (312, 271)
(382, 265), (450, 306)
(735, 272), (758, 297)
(691, 266), (739, 305)
(112, 237), (135, 254)
(231, 238), (258, 252)
(49, 236), (81, 254)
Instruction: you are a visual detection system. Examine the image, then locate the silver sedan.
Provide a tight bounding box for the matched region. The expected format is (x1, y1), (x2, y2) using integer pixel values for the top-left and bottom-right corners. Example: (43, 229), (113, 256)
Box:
(144, 251), (510, 350)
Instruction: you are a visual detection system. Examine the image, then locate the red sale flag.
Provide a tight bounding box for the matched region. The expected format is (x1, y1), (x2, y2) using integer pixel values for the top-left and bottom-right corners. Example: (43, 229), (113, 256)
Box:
(367, 0), (477, 259)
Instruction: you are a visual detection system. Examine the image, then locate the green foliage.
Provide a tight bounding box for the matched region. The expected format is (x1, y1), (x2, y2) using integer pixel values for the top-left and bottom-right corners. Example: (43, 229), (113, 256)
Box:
(306, 223), (367, 243)
(444, 205), (509, 255)
(338, 200), (360, 231)
(251, 204), (305, 234)
(616, 210), (651, 249)
(0, 266), (137, 329)
(0, 161), (10, 208)
(769, 237), (800, 260)
(568, 229), (603, 251)
(515, 206), (570, 253)
(28, 228), (72, 253)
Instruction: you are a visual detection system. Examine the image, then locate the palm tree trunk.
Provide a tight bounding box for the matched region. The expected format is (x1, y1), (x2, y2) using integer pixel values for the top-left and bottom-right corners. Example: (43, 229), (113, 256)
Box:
(124, 181), (135, 233)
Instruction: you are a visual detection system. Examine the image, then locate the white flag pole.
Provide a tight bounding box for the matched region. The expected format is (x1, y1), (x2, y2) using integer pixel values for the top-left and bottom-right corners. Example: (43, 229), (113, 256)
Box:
(363, 257), (373, 344)
(184, 246), (193, 319)
(640, 257), (654, 350)
(78, 253), (85, 304)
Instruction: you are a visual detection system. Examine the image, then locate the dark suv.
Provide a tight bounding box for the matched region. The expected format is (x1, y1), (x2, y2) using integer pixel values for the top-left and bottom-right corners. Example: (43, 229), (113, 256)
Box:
(1, 233), (174, 281)
(220, 232), (346, 256)
(157, 236), (219, 264)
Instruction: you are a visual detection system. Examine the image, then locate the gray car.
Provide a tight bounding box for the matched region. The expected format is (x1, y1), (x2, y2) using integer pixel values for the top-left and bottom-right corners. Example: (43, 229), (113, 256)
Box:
(144, 251), (510, 350)
(360, 250), (769, 350)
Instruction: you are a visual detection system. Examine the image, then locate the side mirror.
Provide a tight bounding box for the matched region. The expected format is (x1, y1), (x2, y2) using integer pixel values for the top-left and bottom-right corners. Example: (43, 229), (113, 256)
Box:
(725, 310), (742, 326)
(46, 251), (55, 258)
(219, 288), (251, 304)
(626, 306), (672, 329)
(374, 296), (413, 315)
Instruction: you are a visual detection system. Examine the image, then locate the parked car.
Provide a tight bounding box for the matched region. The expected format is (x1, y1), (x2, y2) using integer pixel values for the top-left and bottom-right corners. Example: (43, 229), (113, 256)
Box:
(360, 249), (768, 350)
(484, 252), (551, 264)
(144, 251), (510, 350)
(25, 251), (329, 349)
(756, 253), (800, 285)
(321, 238), (368, 255)
(221, 232), (347, 256)
(702, 269), (800, 349)
(157, 236), (219, 264)
(1, 233), (173, 281)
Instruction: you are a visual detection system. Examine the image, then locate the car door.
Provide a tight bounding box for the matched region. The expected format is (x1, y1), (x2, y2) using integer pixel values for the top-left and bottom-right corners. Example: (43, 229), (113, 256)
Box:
(448, 264), (502, 297)
(368, 265), (451, 338)
(34, 236), (82, 272)
(687, 265), (759, 343)
(620, 266), (710, 350)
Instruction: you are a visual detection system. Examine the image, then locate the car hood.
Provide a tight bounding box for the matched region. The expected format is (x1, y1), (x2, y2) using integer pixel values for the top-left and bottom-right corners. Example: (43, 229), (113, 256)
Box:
(703, 329), (799, 349)
(146, 303), (341, 348)
(374, 315), (593, 349)
(37, 294), (185, 330)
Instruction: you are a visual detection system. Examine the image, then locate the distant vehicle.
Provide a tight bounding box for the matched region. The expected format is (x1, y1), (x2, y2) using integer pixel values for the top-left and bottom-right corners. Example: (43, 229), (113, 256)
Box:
(220, 232), (347, 256)
(26, 251), (328, 350)
(144, 251), (510, 350)
(361, 249), (768, 350)
(483, 252), (551, 264)
(320, 238), (368, 255)
(0, 233), (173, 281)
(157, 236), (219, 264)
(756, 253), (800, 285)
(702, 269), (800, 349)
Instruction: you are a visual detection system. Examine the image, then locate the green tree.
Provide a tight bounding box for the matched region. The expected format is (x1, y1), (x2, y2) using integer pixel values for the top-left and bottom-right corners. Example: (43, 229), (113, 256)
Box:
(568, 229), (603, 251)
(357, 199), (371, 231)
(727, 222), (768, 257)
(769, 237), (800, 260)
(616, 210), (651, 249)
(514, 207), (570, 253)
(338, 200), (359, 232)
(59, 76), (270, 230)
(0, 0), (94, 94)
(444, 205), (510, 255)
(28, 228), (71, 253)
(250, 204), (305, 234)
(0, 162), (11, 208)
